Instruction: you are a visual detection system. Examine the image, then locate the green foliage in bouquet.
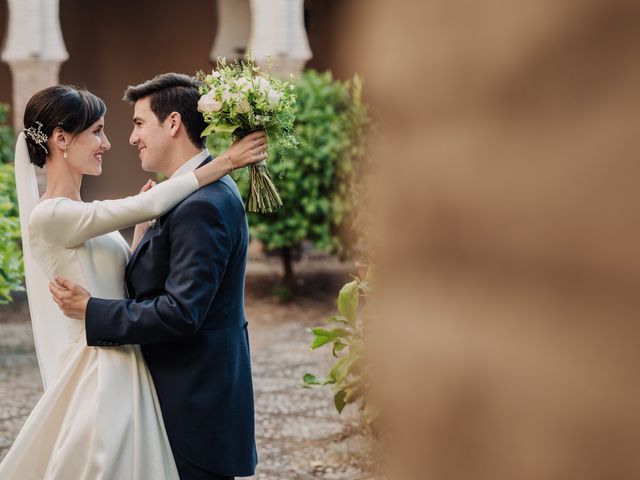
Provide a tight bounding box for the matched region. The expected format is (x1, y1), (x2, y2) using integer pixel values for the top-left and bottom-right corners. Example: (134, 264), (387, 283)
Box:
(0, 105), (23, 303)
(196, 55), (298, 213)
(302, 273), (377, 430)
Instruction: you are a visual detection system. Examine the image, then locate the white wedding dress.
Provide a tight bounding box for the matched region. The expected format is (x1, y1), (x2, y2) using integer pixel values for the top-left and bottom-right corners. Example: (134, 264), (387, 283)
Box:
(0, 138), (200, 479)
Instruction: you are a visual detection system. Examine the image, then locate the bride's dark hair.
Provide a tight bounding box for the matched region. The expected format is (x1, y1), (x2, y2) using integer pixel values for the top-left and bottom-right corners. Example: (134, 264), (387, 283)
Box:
(23, 85), (107, 168)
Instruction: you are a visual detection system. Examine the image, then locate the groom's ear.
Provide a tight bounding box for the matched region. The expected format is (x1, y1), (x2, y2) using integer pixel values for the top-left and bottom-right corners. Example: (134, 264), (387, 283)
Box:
(167, 111), (182, 138)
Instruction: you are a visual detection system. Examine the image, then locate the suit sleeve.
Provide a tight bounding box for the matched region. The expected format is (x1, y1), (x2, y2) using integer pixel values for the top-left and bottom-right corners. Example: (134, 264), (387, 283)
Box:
(30, 172), (199, 248)
(85, 197), (232, 345)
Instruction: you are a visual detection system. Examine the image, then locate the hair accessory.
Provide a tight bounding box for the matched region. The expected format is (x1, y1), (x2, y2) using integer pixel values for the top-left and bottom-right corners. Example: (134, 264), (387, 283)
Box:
(23, 121), (49, 154)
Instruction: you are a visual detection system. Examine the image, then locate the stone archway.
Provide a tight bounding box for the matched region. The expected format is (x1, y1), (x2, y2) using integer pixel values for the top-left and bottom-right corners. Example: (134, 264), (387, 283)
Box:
(213, 0), (312, 77)
(248, 0), (311, 76)
(1, 0), (68, 131)
(0, 0), (14, 111)
(211, 0), (251, 62)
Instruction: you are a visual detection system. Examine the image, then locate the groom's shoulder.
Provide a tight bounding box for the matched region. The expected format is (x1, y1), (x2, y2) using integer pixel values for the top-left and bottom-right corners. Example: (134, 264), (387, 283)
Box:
(192, 175), (242, 206)
(171, 175), (244, 219)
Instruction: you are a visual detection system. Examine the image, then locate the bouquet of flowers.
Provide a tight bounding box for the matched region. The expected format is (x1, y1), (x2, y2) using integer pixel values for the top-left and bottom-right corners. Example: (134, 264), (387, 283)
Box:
(196, 55), (298, 213)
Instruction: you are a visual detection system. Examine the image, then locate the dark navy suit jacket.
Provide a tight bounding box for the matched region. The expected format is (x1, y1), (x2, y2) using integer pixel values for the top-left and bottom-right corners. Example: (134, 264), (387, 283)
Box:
(85, 163), (257, 477)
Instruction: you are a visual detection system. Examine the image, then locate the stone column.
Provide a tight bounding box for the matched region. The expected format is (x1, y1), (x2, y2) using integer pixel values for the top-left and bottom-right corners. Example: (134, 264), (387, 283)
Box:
(1, 0), (69, 132)
(211, 0), (252, 63)
(248, 0), (312, 76)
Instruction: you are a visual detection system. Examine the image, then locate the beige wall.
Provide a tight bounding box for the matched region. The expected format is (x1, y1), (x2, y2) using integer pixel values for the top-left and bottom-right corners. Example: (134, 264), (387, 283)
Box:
(58, 0), (217, 202)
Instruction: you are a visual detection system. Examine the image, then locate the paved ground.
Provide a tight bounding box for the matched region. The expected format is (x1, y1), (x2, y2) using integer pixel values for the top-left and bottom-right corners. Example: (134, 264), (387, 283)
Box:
(0, 264), (376, 479)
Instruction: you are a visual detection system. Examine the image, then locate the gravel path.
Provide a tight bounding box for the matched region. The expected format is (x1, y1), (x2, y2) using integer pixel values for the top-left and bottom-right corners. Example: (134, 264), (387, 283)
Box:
(0, 269), (374, 479)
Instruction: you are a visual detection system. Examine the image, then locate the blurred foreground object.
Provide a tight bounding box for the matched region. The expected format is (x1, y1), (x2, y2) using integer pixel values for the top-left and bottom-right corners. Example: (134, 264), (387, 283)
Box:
(341, 0), (640, 478)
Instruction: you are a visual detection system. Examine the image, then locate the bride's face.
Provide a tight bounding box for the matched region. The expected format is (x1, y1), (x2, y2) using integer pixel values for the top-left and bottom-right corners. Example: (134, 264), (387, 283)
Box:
(67, 117), (111, 176)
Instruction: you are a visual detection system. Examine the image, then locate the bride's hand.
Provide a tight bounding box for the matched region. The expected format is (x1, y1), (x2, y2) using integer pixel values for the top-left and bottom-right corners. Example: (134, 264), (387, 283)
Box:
(132, 179), (155, 250)
(49, 277), (90, 321)
(193, 131), (268, 187)
(222, 130), (268, 170)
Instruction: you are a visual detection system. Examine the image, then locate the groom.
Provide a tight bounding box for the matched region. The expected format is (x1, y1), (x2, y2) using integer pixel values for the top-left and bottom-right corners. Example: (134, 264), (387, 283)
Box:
(51, 73), (258, 480)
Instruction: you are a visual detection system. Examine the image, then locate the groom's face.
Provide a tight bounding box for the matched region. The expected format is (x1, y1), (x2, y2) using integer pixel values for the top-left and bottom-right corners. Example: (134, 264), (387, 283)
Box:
(129, 97), (171, 173)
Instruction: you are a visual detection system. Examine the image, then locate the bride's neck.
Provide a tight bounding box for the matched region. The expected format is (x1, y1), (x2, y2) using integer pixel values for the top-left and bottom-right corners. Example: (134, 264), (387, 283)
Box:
(41, 155), (83, 201)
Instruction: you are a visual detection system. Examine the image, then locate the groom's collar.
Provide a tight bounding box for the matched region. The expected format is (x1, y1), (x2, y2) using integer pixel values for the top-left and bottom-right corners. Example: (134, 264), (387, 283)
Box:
(170, 149), (211, 178)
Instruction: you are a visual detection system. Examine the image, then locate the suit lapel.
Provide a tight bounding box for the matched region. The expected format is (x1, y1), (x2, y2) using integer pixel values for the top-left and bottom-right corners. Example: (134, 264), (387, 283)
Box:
(125, 155), (213, 279)
(126, 222), (160, 279)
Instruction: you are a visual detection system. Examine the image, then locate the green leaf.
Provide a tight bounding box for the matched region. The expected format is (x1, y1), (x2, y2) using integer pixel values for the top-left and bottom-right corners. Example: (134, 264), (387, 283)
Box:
(327, 315), (350, 325)
(311, 327), (350, 339)
(201, 121), (239, 137)
(328, 353), (353, 385)
(332, 340), (347, 357)
(302, 373), (335, 388)
(337, 280), (360, 325)
(334, 389), (347, 413)
(310, 335), (332, 350)
(201, 123), (217, 137)
(302, 373), (321, 387)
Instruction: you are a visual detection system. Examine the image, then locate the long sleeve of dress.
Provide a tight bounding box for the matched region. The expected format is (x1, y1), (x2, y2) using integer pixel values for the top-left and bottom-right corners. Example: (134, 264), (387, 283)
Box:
(30, 172), (200, 248)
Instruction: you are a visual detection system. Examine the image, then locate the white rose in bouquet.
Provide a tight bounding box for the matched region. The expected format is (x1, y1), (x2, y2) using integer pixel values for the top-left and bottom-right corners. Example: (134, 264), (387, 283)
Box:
(268, 89), (283, 107)
(222, 90), (234, 103)
(205, 70), (221, 82)
(256, 77), (271, 93)
(236, 77), (252, 92)
(197, 91), (222, 113)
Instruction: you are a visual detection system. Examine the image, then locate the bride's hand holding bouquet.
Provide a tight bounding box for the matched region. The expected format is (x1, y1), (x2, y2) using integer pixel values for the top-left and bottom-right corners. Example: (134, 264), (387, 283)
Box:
(196, 55), (298, 213)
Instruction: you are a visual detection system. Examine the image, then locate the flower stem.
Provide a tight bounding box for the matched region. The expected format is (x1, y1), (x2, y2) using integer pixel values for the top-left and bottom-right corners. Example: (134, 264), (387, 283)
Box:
(247, 163), (282, 213)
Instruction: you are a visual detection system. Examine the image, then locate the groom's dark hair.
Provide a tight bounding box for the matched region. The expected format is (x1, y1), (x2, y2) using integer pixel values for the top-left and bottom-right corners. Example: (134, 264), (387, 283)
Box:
(123, 73), (206, 148)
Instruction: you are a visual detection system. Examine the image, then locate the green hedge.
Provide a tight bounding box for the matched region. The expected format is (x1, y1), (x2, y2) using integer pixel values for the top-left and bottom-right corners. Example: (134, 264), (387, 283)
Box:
(0, 104), (22, 303)
(208, 70), (370, 281)
(0, 104), (14, 165)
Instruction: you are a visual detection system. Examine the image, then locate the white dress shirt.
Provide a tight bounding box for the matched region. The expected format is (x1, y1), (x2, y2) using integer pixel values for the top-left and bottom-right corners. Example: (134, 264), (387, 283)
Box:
(171, 149), (211, 178)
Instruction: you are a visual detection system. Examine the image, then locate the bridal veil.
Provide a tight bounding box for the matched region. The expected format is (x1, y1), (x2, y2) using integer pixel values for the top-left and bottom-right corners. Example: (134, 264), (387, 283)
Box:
(14, 132), (70, 389)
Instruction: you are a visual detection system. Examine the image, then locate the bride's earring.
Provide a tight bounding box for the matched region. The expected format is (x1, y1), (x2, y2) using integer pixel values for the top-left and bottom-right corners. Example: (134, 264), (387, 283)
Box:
(63, 145), (68, 159)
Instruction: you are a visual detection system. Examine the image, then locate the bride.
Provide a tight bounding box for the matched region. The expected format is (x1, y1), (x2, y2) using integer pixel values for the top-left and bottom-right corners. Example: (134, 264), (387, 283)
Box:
(0, 85), (266, 479)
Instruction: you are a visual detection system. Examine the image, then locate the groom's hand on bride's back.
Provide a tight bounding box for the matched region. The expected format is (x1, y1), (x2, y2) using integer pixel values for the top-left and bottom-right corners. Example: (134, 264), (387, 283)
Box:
(49, 277), (90, 321)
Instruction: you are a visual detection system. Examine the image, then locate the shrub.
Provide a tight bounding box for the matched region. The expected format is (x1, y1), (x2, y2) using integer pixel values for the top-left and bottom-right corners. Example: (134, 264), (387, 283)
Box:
(208, 70), (371, 284)
(302, 272), (378, 430)
(0, 104), (14, 164)
(0, 163), (23, 303)
(0, 104), (22, 303)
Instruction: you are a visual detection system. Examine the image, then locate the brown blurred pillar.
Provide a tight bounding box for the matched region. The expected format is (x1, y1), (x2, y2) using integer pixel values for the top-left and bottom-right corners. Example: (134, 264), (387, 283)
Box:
(341, 0), (640, 478)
